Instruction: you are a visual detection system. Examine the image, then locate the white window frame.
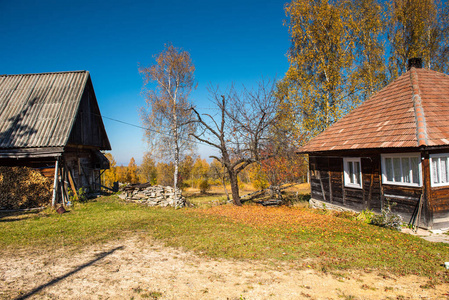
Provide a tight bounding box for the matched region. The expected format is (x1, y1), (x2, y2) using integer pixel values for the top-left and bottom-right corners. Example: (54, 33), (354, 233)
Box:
(343, 157), (362, 189)
(381, 153), (422, 187)
(430, 153), (449, 187)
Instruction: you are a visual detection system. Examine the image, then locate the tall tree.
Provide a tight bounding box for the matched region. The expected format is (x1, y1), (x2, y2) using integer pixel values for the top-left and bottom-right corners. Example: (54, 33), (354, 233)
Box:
(351, 0), (387, 100)
(284, 0), (359, 139)
(139, 44), (197, 190)
(126, 157), (139, 184)
(283, 0), (448, 139)
(191, 80), (283, 205)
(139, 152), (157, 184)
(387, 0), (449, 77)
(156, 162), (175, 186)
(103, 153), (118, 188)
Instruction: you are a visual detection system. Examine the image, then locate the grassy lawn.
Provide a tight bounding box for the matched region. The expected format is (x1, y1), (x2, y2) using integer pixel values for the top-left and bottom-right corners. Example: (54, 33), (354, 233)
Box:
(1, 193), (449, 283)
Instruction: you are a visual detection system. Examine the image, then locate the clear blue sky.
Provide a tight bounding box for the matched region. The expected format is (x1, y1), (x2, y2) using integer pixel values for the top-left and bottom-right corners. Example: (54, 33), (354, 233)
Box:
(0, 0), (290, 165)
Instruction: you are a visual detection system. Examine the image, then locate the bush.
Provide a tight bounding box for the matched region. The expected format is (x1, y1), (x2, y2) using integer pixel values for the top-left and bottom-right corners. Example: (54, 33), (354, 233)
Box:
(199, 179), (211, 194)
(356, 209), (375, 224)
(370, 202), (403, 231)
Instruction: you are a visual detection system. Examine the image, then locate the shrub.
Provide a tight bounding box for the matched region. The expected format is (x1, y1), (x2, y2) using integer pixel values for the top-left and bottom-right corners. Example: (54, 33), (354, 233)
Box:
(199, 179), (211, 194)
(356, 209), (375, 224)
(370, 202), (403, 231)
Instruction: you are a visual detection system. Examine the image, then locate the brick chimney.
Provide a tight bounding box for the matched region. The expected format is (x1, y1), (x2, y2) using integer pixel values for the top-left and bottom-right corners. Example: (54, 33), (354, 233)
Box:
(407, 58), (423, 70)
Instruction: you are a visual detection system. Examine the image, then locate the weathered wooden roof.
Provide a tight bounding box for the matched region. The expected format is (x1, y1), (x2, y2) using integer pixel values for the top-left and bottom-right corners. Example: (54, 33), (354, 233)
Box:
(0, 71), (111, 152)
(299, 68), (449, 153)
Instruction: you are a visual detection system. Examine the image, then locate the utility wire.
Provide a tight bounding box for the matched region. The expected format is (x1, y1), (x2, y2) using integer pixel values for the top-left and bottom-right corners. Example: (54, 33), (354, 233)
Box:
(96, 113), (212, 147)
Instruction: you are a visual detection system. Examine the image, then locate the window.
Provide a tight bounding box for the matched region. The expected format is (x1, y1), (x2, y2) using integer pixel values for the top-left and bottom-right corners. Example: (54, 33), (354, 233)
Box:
(381, 153), (421, 187)
(430, 154), (449, 187)
(344, 157), (362, 189)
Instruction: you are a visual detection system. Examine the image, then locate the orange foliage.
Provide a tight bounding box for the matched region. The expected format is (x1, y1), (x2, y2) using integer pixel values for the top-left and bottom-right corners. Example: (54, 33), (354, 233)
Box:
(196, 205), (337, 230)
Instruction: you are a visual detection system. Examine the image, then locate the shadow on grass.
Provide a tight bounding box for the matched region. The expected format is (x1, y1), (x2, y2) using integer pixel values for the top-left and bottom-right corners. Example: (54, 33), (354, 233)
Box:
(0, 210), (42, 222)
(15, 246), (125, 300)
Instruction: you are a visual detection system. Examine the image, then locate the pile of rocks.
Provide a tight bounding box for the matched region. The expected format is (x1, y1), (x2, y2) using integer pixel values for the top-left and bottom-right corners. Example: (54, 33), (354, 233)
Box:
(119, 183), (186, 208)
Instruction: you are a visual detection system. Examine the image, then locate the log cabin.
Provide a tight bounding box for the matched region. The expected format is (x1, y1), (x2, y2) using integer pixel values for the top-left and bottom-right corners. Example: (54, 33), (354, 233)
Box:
(298, 59), (449, 230)
(0, 71), (111, 205)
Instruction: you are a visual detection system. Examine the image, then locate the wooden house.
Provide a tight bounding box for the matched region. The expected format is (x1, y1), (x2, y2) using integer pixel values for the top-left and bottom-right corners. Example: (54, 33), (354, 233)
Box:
(298, 60), (449, 230)
(0, 71), (111, 205)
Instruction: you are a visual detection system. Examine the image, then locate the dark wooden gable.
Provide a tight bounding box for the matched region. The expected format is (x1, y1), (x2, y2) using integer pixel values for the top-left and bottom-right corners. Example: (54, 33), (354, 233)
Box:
(67, 76), (111, 150)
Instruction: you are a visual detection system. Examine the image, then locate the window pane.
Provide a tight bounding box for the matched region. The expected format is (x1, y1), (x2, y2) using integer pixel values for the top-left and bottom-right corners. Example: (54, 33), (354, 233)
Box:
(354, 162), (360, 185)
(385, 158), (393, 181)
(442, 157), (448, 183)
(348, 162), (354, 184)
(411, 157), (419, 184)
(402, 158), (410, 183)
(432, 158), (440, 184)
(393, 158), (401, 182)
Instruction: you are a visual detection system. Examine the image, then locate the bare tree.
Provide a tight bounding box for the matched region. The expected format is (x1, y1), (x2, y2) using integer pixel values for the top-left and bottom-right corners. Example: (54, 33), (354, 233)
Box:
(190, 79), (284, 206)
(139, 44), (197, 189)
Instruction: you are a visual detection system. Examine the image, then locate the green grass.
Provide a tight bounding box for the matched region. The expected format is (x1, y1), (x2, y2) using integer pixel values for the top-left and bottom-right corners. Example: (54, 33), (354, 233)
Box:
(184, 192), (229, 207)
(1, 195), (449, 282)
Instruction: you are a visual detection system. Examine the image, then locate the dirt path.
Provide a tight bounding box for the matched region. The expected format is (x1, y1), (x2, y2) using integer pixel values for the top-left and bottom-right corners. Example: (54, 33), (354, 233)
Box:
(1, 235), (448, 300)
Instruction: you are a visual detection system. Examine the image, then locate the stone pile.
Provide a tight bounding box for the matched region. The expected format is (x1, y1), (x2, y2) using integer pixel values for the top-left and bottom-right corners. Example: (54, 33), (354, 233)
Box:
(119, 183), (186, 208)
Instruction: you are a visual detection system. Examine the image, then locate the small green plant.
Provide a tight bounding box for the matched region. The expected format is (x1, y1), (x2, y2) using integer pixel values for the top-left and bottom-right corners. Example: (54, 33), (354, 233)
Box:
(370, 201), (403, 231)
(68, 187), (88, 203)
(356, 209), (375, 223)
(142, 291), (163, 299)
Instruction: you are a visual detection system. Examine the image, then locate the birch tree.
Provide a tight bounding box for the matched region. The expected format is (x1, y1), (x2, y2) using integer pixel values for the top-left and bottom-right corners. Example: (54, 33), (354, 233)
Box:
(387, 0), (449, 77)
(351, 0), (387, 101)
(283, 0), (359, 139)
(139, 44), (197, 189)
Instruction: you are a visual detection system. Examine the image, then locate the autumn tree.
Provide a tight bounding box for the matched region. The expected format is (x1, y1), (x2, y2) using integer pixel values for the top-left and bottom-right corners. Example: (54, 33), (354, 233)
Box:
(115, 165), (127, 183)
(191, 157), (210, 188)
(179, 155), (194, 187)
(283, 0), (360, 139)
(103, 153), (118, 188)
(351, 0), (387, 100)
(191, 80), (283, 206)
(387, 0), (449, 76)
(124, 157), (138, 184)
(156, 162), (175, 186)
(283, 0), (449, 139)
(139, 44), (197, 190)
(139, 152), (157, 184)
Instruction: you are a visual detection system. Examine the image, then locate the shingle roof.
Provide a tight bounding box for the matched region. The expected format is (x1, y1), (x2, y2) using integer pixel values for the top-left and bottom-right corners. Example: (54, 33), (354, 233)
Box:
(0, 71), (96, 149)
(299, 68), (449, 153)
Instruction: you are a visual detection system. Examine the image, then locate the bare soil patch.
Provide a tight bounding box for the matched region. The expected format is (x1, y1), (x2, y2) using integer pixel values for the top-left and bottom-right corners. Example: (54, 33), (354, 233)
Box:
(1, 234), (448, 300)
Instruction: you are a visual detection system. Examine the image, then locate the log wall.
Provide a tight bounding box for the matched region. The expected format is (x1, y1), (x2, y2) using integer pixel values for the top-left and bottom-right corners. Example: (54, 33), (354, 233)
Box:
(309, 152), (429, 228)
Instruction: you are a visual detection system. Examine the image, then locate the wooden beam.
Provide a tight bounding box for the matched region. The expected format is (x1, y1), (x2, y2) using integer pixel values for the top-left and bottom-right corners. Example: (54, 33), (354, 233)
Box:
(67, 168), (78, 200)
(51, 160), (59, 207)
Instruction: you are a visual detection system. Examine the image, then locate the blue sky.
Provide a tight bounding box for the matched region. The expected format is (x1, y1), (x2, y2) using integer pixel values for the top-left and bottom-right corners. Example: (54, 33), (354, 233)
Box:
(0, 0), (290, 165)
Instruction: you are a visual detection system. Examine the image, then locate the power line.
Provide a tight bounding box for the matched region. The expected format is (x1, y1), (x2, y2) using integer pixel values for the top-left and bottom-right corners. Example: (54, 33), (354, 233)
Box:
(98, 113), (212, 147)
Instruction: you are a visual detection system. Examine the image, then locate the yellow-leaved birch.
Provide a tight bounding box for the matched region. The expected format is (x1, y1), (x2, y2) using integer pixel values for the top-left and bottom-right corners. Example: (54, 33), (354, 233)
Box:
(284, 0), (358, 139)
(139, 44), (197, 190)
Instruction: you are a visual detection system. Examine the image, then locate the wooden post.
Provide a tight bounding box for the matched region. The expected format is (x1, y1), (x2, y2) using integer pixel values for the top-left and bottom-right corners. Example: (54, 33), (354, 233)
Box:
(52, 159), (59, 207)
(67, 168), (78, 199)
(60, 163), (69, 206)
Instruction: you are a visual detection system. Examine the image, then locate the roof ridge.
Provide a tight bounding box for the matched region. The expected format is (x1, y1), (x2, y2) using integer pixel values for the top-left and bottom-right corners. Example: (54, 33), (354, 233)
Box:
(410, 68), (428, 147)
(0, 70), (88, 77)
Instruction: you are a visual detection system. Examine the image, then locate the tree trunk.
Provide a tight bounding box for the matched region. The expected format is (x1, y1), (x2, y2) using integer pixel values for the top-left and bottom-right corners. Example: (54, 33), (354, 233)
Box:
(228, 170), (242, 206)
(173, 108), (179, 190)
(222, 174), (230, 201)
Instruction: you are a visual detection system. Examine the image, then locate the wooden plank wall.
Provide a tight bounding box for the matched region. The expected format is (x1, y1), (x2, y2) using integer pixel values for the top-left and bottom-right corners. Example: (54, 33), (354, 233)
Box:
(430, 186), (449, 229)
(309, 153), (427, 226)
